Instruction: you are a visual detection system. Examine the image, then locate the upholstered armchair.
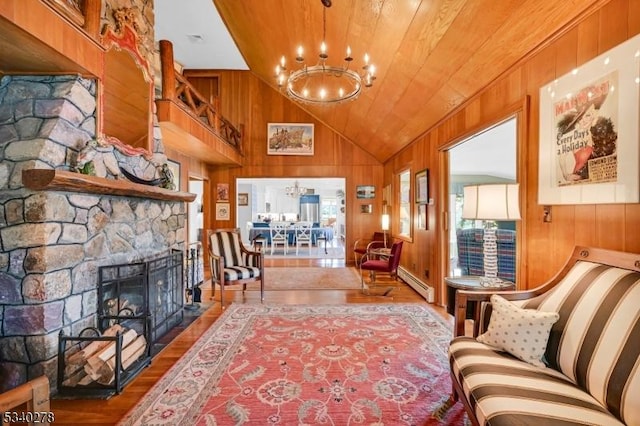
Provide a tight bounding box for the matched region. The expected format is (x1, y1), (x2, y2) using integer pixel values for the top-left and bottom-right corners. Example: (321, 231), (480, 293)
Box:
(359, 240), (403, 290)
(353, 231), (386, 266)
(208, 228), (264, 307)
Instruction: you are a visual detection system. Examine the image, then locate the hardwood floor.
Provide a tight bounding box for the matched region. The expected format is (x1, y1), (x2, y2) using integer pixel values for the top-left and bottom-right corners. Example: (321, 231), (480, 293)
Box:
(50, 259), (452, 425)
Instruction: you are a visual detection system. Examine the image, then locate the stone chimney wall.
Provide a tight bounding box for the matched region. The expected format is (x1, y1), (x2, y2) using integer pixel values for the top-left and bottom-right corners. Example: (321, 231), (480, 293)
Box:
(0, 75), (186, 392)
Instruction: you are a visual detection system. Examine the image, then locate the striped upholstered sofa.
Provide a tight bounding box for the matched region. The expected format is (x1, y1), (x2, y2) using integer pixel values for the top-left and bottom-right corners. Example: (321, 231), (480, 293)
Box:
(449, 246), (639, 425)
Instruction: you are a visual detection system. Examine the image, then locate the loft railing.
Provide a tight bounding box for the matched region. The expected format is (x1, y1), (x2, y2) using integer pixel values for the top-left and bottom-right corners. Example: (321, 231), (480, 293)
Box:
(159, 40), (243, 153)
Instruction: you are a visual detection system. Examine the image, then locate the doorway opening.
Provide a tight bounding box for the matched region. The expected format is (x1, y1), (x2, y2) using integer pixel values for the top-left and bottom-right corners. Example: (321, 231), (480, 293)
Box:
(448, 117), (518, 281)
(235, 178), (346, 260)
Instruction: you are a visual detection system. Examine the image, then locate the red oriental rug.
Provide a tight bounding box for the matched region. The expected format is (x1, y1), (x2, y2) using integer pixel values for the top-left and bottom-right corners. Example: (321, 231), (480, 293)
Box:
(118, 304), (468, 425)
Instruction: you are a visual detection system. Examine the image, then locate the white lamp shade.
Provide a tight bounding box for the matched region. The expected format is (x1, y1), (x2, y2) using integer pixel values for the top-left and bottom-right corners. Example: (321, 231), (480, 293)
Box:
(462, 184), (521, 221)
(381, 214), (390, 231)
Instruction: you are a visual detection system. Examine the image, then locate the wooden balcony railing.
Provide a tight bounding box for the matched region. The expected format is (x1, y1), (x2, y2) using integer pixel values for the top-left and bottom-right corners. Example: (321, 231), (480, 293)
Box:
(159, 40), (243, 153)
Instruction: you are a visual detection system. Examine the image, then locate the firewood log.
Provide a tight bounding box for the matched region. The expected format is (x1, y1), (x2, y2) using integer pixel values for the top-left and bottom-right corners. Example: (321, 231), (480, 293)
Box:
(122, 341), (146, 371)
(66, 324), (123, 364)
(86, 329), (137, 371)
(78, 374), (94, 386)
(99, 336), (148, 385)
(61, 367), (87, 387)
(114, 335), (146, 370)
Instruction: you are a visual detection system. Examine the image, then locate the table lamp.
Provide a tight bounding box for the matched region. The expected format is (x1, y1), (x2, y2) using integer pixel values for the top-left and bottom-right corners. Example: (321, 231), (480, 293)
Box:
(462, 183), (520, 285)
(381, 205), (390, 248)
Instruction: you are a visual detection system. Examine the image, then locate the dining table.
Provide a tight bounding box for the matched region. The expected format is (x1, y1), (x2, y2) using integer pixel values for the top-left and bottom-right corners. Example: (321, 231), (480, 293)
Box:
(248, 226), (334, 254)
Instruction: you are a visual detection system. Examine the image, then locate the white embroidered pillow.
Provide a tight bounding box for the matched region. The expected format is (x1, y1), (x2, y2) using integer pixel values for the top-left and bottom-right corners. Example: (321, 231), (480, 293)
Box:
(477, 294), (560, 367)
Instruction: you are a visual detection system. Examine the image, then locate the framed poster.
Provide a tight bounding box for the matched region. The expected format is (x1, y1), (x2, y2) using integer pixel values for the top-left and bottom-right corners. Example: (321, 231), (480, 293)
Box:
(356, 185), (375, 199)
(216, 183), (229, 201)
(267, 123), (314, 155)
(538, 33), (639, 204)
(238, 193), (249, 206)
(216, 203), (230, 220)
(415, 169), (429, 204)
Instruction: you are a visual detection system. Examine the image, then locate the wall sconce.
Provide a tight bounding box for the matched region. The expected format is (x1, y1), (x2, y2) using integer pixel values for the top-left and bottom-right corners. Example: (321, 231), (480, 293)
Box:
(543, 205), (552, 223)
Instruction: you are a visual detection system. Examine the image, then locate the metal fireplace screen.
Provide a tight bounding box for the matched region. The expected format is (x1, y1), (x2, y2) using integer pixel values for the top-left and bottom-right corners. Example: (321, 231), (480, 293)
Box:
(147, 250), (184, 343)
(96, 251), (185, 345)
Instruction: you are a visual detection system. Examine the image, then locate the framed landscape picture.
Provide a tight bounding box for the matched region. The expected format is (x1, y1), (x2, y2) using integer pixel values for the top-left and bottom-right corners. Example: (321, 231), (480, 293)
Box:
(238, 193), (249, 206)
(267, 123), (314, 155)
(356, 185), (375, 199)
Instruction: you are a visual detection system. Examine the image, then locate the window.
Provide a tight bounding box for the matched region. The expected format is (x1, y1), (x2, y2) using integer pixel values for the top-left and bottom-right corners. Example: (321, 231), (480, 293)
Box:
(320, 198), (337, 223)
(397, 169), (411, 238)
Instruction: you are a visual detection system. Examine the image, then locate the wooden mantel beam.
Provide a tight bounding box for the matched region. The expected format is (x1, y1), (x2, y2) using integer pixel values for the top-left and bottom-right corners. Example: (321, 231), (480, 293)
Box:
(22, 169), (196, 203)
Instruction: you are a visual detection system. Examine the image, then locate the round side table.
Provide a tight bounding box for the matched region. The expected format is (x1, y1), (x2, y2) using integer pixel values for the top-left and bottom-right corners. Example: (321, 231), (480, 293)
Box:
(444, 275), (515, 317)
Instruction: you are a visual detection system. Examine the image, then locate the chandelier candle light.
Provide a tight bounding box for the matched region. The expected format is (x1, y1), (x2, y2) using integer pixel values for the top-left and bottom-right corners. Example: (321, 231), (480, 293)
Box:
(462, 183), (521, 286)
(275, 0), (375, 105)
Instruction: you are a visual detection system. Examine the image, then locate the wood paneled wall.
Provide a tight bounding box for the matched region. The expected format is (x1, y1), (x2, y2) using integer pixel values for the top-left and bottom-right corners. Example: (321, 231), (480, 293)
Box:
(385, 0), (640, 305)
(206, 71), (384, 264)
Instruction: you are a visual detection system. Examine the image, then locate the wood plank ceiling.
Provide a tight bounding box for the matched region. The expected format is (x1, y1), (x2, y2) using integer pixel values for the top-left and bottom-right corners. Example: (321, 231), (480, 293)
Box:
(213, 0), (605, 163)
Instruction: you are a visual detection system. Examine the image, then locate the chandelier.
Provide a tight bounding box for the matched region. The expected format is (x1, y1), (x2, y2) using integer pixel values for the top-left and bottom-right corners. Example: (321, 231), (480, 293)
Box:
(285, 181), (308, 198)
(274, 0), (375, 105)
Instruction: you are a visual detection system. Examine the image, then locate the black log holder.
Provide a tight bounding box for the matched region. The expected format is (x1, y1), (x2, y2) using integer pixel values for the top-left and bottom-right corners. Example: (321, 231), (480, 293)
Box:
(57, 314), (151, 399)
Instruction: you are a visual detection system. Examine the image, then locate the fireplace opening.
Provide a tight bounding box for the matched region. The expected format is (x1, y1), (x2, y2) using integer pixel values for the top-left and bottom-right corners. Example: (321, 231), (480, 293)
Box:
(97, 250), (185, 357)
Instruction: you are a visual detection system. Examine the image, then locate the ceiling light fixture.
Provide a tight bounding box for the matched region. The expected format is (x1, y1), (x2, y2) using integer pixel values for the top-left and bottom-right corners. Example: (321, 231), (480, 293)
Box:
(274, 0), (375, 105)
(285, 181), (308, 198)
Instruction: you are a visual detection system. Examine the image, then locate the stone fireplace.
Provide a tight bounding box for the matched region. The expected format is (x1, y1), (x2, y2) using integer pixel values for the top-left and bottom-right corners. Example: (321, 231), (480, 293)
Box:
(0, 74), (188, 392)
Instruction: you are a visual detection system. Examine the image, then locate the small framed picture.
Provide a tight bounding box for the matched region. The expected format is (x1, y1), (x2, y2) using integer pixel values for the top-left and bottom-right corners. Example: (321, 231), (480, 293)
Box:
(415, 169), (429, 204)
(216, 203), (230, 220)
(360, 204), (373, 214)
(238, 192), (249, 206)
(167, 160), (180, 191)
(217, 183), (229, 201)
(356, 185), (375, 199)
(418, 204), (428, 230)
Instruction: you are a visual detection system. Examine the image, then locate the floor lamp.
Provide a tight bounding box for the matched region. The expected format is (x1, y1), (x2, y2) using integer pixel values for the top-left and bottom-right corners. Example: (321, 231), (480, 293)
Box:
(381, 205), (390, 248)
(462, 183), (521, 285)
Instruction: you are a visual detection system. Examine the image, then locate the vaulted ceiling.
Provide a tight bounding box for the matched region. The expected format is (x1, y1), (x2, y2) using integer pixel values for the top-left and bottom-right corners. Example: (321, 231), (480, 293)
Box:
(213, 0), (603, 163)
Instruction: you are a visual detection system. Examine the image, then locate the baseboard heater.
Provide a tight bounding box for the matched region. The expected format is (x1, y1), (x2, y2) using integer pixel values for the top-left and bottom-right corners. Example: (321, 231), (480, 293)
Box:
(397, 266), (435, 303)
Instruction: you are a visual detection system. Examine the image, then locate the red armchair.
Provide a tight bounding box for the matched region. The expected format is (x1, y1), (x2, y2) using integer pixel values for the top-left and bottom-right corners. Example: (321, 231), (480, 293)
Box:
(359, 240), (403, 291)
(353, 231), (386, 266)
